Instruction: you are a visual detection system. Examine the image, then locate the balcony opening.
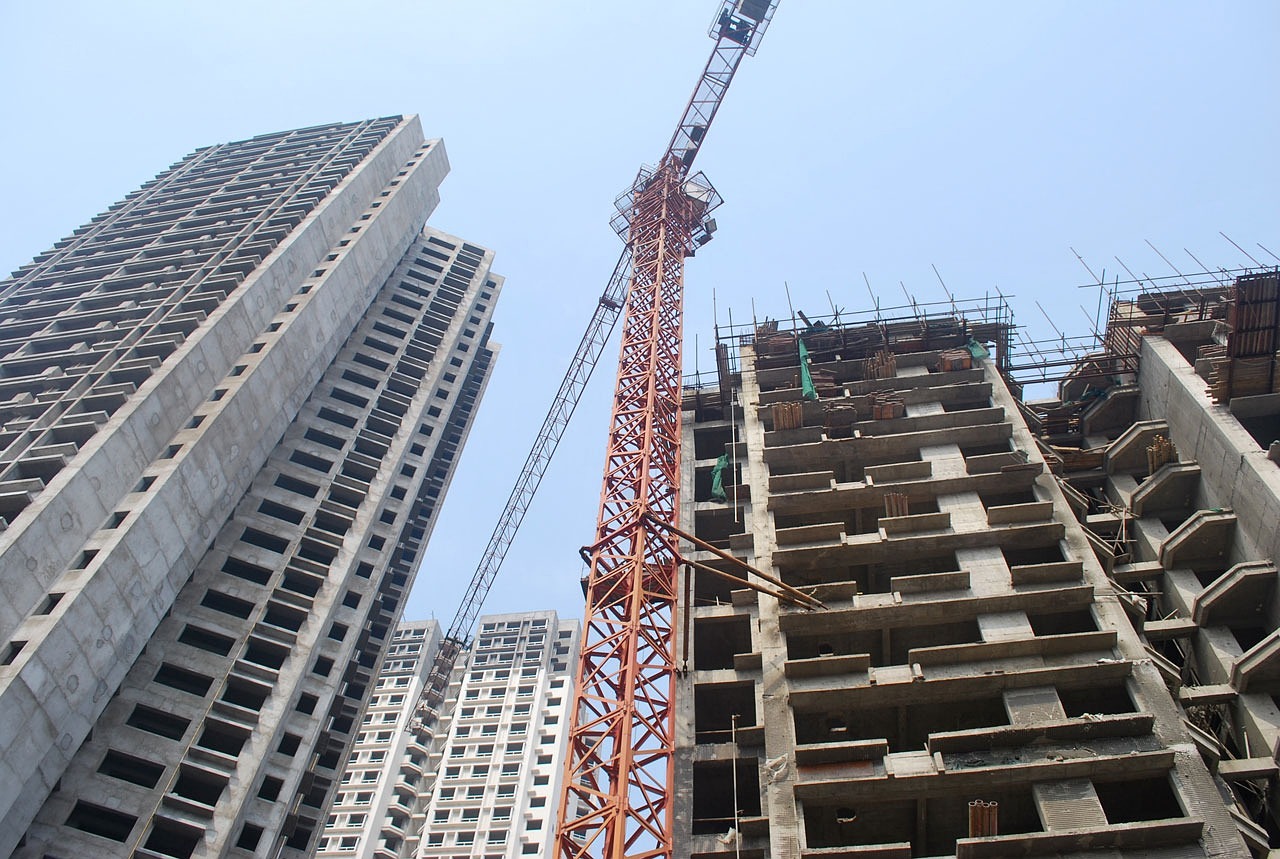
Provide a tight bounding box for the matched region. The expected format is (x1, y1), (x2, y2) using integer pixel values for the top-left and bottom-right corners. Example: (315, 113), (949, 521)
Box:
(98, 749), (164, 788)
(692, 556), (746, 605)
(142, 816), (203, 859)
(694, 616), (752, 670)
(221, 676), (271, 711)
(787, 618), (981, 667)
(794, 694), (1008, 753)
(695, 682), (756, 744)
(1094, 775), (1183, 823)
(692, 759), (761, 836)
(694, 460), (742, 502)
(694, 425), (735, 461)
(787, 626), (879, 662)
(196, 719), (250, 756)
(693, 506), (746, 550)
(960, 439), (1013, 458)
(1194, 562), (1231, 589)
(244, 636), (289, 669)
(153, 662), (214, 696)
(66, 801), (136, 842)
(804, 787), (1040, 853)
(126, 704), (189, 740)
(980, 488), (1038, 508)
(1058, 682), (1135, 718)
(173, 765), (228, 806)
(1003, 543), (1065, 568)
(1027, 608), (1096, 636)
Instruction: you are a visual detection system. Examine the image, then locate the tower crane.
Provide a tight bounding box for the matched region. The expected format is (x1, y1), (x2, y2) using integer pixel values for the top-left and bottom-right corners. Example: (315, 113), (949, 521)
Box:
(412, 3), (784, 723)
(556, 3), (786, 857)
(402, 2), (796, 854)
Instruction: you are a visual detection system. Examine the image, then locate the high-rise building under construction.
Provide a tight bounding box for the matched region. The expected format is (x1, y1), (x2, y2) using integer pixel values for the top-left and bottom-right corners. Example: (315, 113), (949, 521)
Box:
(672, 272), (1280, 856)
(0, 116), (502, 858)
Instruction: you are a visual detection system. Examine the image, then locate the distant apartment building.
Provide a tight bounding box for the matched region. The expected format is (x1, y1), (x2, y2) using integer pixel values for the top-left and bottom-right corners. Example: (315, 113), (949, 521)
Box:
(319, 621), (444, 859)
(0, 117), (503, 858)
(320, 611), (581, 858)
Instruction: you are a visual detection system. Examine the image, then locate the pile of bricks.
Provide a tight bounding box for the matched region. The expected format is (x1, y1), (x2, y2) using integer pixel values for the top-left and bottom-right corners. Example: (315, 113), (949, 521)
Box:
(937, 348), (973, 372)
(870, 391), (905, 420)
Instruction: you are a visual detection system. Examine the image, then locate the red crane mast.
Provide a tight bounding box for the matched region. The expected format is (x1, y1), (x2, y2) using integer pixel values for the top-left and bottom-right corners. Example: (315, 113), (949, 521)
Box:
(556, 3), (780, 857)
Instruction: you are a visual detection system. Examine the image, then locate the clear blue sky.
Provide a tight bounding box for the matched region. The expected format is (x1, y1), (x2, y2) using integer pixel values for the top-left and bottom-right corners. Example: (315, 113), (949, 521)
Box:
(2, 1), (1276, 627)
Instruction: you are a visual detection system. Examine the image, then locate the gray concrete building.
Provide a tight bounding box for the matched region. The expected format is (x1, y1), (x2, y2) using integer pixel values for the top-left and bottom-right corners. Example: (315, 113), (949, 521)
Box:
(0, 117), (503, 858)
(673, 288), (1265, 856)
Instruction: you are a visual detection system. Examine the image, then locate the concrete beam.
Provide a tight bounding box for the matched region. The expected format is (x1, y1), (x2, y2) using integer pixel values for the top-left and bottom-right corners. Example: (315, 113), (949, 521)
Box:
(1217, 756), (1279, 782)
(1142, 617), (1199, 641)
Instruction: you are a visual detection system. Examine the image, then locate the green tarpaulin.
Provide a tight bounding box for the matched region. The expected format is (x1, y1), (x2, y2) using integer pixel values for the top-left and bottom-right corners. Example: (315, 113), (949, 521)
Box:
(799, 338), (818, 400)
(965, 338), (989, 360)
(710, 454), (730, 502)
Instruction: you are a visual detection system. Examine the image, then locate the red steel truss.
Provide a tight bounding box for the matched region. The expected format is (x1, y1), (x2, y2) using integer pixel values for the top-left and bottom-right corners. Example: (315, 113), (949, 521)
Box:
(556, 163), (711, 859)
(556, 4), (778, 857)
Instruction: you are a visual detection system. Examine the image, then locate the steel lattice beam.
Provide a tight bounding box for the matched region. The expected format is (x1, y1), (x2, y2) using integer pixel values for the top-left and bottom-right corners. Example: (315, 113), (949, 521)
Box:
(556, 164), (702, 859)
(556, 4), (780, 857)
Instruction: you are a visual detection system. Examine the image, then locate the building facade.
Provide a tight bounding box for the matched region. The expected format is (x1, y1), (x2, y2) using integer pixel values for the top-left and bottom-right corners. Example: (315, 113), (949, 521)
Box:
(1041, 273), (1280, 854)
(0, 117), (503, 858)
(673, 300), (1253, 856)
(320, 611), (581, 859)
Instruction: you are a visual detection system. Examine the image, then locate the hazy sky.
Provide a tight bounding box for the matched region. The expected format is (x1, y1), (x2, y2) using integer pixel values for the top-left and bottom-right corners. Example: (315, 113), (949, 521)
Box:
(2, 1), (1276, 628)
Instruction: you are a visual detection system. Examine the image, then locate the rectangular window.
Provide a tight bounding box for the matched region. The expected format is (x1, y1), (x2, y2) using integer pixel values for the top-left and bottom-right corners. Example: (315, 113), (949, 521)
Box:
(126, 705), (189, 740)
(178, 625), (234, 656)
(153, 663), (213, 696)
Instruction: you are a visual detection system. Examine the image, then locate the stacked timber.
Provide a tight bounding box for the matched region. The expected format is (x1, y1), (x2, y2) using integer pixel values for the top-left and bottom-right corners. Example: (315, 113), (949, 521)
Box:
(968, 800), (999, 837)
(755, 332), (796, 357)
(883, 492), (910, 518)
(1147, 435), (1177, 473)
(810, 367), (838, 397)
(1199, 344), (1231, 403)
(771, 401), (804, 431)
(1203, 348), (1280, 403)
(1051, 445), (1105, 473)
(862, 349), (896, 380)
(1228, 355), (1280, 398)
(804, 328), (843, 352)
(1204, 273), (1280, 403)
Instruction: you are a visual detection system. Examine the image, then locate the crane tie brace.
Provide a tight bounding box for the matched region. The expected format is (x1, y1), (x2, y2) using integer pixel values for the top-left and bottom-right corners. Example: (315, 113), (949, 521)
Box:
(556, 3), (784, 858)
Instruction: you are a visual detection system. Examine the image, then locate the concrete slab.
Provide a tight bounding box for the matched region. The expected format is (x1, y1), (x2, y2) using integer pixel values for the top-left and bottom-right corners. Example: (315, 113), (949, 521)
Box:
(1104, 420), (1170, 474)
(1233, 630), (1280, 693)
(1158, 509), (1236, 570)
(1192, 561), (1275, 628)
(1131, 463), (1201, 517)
